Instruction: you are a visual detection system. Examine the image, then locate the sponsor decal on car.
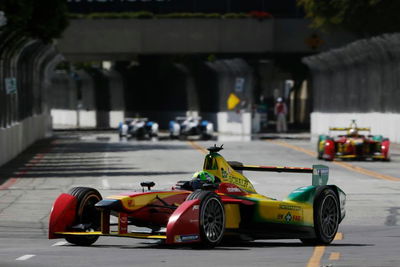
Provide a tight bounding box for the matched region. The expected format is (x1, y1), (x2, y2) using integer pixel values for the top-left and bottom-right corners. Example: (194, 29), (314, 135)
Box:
(279, 204), (301, 211)
(285, 212), (292, 222)
(226, 187), (242, 193)
(313, 168), (329, 176)
(174, 234), (200, 243)
(277, 213), (302, 223)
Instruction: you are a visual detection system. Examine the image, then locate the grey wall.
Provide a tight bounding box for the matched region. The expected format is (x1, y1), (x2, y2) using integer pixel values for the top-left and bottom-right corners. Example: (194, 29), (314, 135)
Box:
(103, 69), (125, 110)
(50, 71), (77, 110)
(77, 69), (96, 110)
(303, 33), (400, 113)
(57, 18), (355, 61)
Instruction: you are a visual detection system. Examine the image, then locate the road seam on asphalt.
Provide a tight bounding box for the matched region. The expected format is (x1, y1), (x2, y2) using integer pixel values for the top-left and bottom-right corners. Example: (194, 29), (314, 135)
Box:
(267, 140), (400, 182)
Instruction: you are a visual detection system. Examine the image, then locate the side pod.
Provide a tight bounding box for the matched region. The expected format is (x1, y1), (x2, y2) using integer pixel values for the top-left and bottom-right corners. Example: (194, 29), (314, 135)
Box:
(48, 193), (77, 239)
(166, 199), (201, 244)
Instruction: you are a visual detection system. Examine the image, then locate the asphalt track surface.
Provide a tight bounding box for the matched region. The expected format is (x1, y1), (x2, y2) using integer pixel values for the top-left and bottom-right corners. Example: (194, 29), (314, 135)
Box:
(0, 131), (399, 267)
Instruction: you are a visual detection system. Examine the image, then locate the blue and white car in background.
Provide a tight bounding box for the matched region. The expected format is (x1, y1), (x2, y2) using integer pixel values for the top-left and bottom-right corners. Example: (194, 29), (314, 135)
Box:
(118, 118), (159, 139)
(169, 116), (214, 140)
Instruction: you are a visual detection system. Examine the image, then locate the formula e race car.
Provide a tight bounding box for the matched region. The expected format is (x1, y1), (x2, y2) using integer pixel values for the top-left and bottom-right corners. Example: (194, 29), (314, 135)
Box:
(118, 118), (159, 139)
(49, 145), (346, 248)
(317, 120), (390, 161)
(169, 116), (214, 140)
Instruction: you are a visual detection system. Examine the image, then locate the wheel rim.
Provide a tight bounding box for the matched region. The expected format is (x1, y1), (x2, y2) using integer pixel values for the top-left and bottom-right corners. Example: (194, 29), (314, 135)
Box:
(202, 198), (224, 242)
(320, 195), (339, 238)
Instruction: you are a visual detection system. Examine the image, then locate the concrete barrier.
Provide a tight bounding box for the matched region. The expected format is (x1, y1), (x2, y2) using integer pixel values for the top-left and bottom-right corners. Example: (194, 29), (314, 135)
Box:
(51, 109), (123, 129)
(0, 113), (52, 167)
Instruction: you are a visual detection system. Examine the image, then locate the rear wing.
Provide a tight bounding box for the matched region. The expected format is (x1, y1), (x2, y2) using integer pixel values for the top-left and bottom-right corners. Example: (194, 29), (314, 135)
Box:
(329, 127), (370, 132)
(229, 163), (329, 186)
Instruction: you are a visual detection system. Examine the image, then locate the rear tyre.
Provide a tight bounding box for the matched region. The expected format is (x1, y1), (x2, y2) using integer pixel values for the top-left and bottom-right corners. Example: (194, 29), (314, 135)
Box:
(187, 190), (225, 248)
(65, 187), (102, 246)
(301, 187), (339, 245)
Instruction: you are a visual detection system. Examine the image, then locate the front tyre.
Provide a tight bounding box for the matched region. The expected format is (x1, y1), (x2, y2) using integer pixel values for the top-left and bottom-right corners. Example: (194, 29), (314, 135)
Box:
(65, 187), (102, 246)
(187, 190), (225, 248)
(301, 188), (339, 245)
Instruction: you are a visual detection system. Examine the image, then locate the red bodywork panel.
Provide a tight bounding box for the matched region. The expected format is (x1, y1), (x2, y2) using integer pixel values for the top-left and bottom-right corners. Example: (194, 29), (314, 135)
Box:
(217, 183), (247, 196)
(166, 199), (201, 244)
(125, 193), (190, 226)
(381, 139), (390, 159)
(48, 193), (77, 239)
(323, 139), (335, 160)
(324, 135), (390, 160)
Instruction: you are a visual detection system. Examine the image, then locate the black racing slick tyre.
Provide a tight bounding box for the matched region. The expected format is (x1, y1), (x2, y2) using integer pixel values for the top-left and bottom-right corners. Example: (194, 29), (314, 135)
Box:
(65, 187), (102, 246)
(301, 187), (339, 245)
(187, 190), (225, 248)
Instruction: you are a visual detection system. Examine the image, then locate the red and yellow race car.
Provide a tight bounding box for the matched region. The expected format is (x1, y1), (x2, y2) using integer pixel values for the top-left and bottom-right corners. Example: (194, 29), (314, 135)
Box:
(49, 145), (346, 248)
(318, 120), (390, 161)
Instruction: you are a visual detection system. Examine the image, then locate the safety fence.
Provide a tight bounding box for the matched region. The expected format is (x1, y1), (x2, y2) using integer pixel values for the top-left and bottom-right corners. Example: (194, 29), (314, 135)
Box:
(303, 33), (400, 113)
(0, 30), (64, 128)
(0, 30), (64, 166)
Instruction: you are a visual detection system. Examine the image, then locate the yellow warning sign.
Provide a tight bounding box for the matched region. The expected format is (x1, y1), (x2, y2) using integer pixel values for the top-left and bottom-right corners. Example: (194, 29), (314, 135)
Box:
(227, 93), (240, 110)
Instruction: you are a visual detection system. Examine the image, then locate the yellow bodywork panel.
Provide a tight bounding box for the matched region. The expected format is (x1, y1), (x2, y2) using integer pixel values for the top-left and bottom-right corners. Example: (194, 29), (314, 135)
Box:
(256, 198), (313, 226)
(224, 204), (241, 229)
(204, 154), (256, 193)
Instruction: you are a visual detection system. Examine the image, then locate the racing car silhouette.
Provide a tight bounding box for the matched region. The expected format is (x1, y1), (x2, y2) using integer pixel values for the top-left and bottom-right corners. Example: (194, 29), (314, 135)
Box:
(169, 116), (214, 140)
(317, 120), (390, 161)
(118, 117), (159, 139)
(49, 145), (346, 248)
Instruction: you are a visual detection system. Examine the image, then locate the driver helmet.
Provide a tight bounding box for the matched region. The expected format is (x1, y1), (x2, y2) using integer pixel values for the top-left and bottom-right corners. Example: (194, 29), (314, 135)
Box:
(191, 171), (216, 190)
(348, 128), (358, 136)
(192, 171), (215, 183)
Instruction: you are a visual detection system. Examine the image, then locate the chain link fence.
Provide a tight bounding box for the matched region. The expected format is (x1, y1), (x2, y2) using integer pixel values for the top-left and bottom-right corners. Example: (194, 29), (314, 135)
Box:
(303, 33), (400, 113)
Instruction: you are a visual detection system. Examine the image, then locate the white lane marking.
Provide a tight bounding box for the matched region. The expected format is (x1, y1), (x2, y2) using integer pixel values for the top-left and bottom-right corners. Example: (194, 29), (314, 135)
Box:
(16, 254), (35, 261)
(52, 241), (68, 246)
(102, 178), (110, 189)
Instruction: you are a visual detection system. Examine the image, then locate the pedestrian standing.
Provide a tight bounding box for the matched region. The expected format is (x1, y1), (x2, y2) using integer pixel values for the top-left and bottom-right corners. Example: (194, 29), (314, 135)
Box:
(274, 97), (288, 133)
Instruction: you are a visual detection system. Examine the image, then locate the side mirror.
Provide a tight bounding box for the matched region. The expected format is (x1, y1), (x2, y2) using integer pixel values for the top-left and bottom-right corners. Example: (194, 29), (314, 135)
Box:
(140, 181), (155, 192)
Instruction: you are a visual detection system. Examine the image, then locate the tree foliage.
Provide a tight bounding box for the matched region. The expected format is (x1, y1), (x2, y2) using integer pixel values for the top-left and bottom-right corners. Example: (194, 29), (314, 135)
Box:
(297, 0), (400, 37)
(0, 0), (69, 42)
